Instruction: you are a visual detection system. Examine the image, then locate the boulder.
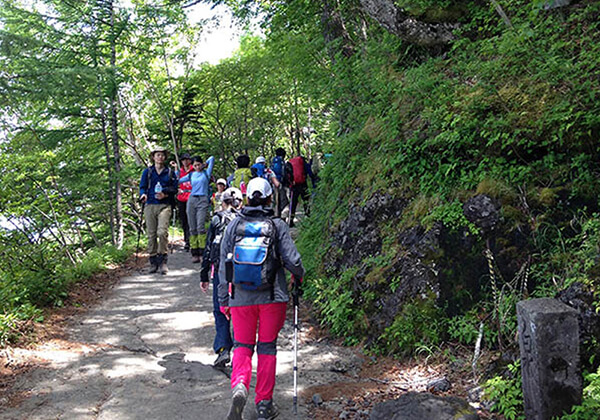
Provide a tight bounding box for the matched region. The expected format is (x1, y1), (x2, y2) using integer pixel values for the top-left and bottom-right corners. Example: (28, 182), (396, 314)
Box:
(370, 392), (479, 420)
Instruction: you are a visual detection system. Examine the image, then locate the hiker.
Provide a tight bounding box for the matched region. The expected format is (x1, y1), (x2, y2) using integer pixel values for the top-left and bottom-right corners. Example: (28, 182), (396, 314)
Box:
(200, 187), (243, 368)
(252, 156), (281, 202)
(251, 156), (269, 179)
(178, 155), (215, 263)
(218, 177), (305, 420)
(230, 154), (253, 201)
(139, 146), (178, 274)
(176, 152), (193, 251)
(287, 155), (317, 227)
(270, 148), (289, 218)
(211, 178), (228, 214)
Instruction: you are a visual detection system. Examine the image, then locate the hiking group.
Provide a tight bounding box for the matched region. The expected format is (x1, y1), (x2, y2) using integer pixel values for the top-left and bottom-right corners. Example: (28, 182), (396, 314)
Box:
(138, 145), (320, 420)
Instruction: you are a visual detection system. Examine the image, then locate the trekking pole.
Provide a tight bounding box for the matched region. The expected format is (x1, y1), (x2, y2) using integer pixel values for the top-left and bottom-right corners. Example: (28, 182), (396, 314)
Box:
(291, 275), (301, 416)
(170, 205), (176, 254)
(135, 201), (146, 266)
(288, 189), (294, 227)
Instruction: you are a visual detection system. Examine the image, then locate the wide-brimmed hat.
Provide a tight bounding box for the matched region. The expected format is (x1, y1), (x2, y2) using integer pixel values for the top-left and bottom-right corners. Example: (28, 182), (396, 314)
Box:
(216, 178), (227, 186)
(149, 146), (169, 158)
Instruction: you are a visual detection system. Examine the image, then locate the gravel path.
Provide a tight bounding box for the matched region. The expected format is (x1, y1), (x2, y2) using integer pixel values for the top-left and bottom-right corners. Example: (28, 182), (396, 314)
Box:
(0, 247), (362, 420)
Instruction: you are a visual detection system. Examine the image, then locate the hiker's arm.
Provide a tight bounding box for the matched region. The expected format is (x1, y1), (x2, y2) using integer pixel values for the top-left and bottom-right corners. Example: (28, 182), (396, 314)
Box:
(205, 156), (215, 177)
(276, 220), (305, 279)
(178, 172), (190, 184)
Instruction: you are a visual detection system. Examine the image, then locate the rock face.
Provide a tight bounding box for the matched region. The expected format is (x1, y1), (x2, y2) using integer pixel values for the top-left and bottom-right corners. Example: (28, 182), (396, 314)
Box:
(359, 0), (458, 46)
(369, 392), (479, 420)
(463, 194), (501, 233)
(325, 193), (440, 341)
(556, 282), (600, 371)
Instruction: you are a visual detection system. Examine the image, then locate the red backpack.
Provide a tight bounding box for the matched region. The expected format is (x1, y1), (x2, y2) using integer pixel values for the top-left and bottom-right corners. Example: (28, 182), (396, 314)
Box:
(288, 156), (306, 185)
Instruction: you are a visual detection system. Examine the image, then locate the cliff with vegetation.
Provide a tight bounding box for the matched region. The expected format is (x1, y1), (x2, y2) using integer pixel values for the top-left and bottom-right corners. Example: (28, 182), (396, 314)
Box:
(2, 0), (600, 416)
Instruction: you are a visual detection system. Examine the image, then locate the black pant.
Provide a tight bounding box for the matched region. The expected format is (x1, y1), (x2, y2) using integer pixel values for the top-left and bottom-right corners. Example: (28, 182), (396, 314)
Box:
(177, 199), (190, 247)
(291, 183), (310, 217)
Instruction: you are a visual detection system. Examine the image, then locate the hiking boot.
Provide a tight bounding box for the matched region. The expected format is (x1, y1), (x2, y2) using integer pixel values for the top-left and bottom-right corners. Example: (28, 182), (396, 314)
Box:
(226, 382), (247, 420)
(191, 248), (201, 263)
(160, 263), (168, 275)
(256, 399), (278, 420)
(159, 254), (168, 275)
(213, 349), (231, 368)
(149, 256), (159, 273)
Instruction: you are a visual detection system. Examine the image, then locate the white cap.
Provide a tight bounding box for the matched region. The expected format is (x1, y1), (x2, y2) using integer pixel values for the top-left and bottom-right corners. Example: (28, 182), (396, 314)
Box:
(246, 177), (272, 199)
(255, 156), (266, 164)
(216, 178), (227, 185)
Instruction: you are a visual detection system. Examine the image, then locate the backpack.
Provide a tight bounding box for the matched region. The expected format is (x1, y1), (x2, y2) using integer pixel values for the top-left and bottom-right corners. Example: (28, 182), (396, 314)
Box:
(271, 156), (285, 182)
(288, 156), (306, 185)
(208, 210), (237, 263)
(225, 215), (280, 300)
(232, 168), (253, 195)
(251, 162), (267, 179)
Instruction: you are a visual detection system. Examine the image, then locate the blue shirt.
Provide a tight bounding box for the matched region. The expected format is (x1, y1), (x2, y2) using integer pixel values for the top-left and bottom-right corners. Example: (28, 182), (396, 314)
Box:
(179, 156), (214, 196)
(139, 166), (177, 205)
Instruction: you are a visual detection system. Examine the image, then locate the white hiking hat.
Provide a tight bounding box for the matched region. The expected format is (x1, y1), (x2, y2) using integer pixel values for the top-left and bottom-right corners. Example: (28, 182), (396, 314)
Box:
(247, 177), (272, 198)
(255, 156), (266, 164)
(216, 178), (227, 186)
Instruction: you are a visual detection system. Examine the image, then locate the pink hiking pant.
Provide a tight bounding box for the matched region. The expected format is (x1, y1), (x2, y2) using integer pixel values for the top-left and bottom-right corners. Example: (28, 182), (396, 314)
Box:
(230, 302), (287, 403)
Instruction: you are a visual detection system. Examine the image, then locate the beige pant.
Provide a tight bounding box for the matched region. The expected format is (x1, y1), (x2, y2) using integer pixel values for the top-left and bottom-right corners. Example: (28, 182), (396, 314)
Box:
(145, 204), (172, 256)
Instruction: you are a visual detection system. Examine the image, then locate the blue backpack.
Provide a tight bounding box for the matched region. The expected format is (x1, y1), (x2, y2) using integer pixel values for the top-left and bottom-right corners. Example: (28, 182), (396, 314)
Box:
(225, 215), (280, 300)
(271, 156), (285, 182)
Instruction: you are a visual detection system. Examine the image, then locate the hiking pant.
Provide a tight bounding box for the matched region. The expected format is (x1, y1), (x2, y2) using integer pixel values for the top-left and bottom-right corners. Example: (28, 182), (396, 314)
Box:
(145, 204), (171, 256)
(291, 183), (310, 218)
(187, 195), (209, 249)
(230, 302), (287, 404)
(212, 271), (233, 354)
(177, 199), (190, 248)
(273, 185), (289, 217)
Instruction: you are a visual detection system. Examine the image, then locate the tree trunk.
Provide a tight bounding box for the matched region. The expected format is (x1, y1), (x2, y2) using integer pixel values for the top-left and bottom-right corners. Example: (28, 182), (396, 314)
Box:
(109, 0), (124, 249)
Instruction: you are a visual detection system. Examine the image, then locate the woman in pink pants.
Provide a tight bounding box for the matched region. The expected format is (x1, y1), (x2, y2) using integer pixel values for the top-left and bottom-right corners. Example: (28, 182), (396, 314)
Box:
(218, 178), (304, 420)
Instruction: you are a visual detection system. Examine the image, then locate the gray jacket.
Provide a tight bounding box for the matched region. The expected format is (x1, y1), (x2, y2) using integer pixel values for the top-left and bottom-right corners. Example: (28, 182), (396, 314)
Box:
(218, 206), (304, 307)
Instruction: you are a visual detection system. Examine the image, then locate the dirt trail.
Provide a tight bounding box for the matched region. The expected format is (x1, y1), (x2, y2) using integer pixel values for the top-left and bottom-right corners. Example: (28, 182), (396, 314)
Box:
(0, 246), (368, 420)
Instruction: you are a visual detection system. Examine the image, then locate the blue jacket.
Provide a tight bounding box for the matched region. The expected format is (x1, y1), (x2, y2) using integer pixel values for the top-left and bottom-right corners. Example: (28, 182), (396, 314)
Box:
(139, 166), (178, 205)
(178, 156), (215, 196)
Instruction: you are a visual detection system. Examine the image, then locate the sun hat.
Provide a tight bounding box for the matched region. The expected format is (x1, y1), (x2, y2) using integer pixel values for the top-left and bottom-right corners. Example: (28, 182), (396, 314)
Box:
(216, 178), (227, 186)
(247, 177), (272, 199)
(149, 145), (168, 159)
(255, 156), (266, 164)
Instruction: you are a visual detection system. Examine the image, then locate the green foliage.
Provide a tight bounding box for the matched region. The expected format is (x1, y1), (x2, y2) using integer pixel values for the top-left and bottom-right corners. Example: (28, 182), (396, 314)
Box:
(422, 200), (478, 234)
(380, 297), (445, 357)
(310, 268), (367, 344)
(560, 367), (600, 420)
(0, 243), (132, 345)
(483, 360), (525, 420)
